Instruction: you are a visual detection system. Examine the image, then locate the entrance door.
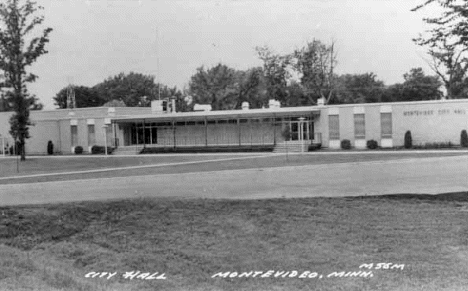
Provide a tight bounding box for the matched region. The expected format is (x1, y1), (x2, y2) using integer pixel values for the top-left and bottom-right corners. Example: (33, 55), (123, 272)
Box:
(290, 121), (310, 141)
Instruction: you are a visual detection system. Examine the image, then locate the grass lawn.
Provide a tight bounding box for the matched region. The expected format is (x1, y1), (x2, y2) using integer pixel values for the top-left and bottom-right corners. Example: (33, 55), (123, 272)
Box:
(0, 154), (262, 178)
(1, 152), (467, 184)
(1, 194), (468, 290)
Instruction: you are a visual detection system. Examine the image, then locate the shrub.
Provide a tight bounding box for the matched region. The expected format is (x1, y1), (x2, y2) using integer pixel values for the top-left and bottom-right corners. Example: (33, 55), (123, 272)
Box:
(308, 144), (322, 151)
(423, 142), (454, 149)
(461, 130), (468, 147)
(366, 139), (378, 149)
(91, 145), (113, 154)
(74, 146), (83, 154)
(404, 131), (412, 149)
(47, 141), (54, 155)
(281, 126), (291, 141)
(340, 139), (351, 150)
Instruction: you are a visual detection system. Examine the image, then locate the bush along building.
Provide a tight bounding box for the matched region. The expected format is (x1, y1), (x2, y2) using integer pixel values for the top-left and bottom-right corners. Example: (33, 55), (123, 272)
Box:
(1, 98), (468, 155)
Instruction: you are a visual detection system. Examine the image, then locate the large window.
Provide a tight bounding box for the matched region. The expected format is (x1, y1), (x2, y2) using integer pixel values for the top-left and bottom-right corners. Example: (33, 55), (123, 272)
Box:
(87, 125), (95, 146)
(130, 123), (158, 145)
(381, 113), (392, 138)
(329, 115), (340, 140)
(71, 125), (78, 146)
(354, 114), (365, 139)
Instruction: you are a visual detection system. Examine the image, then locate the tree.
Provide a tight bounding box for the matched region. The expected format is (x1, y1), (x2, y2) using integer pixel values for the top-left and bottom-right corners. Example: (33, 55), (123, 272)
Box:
(332, 73), (386, 104)
(400, 67), (442, 101)
(231, 67), (266, 109)
(102, 99), (126, 107)
(53, 85), (105, 108)
(188, 63), (238, 110)
(413, 1), (468, 98)
(0, 0), (52, 161)
(412, 1), (468, 46)
(292, 39), (337, 104)
(93, 72), (158, 107)
(284, 80), (309, 107)
(256, 46), (292, 105)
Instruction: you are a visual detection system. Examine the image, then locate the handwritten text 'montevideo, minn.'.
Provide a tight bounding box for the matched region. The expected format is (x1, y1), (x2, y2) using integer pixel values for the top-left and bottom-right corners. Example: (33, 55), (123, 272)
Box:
(211, 263), (405, 279)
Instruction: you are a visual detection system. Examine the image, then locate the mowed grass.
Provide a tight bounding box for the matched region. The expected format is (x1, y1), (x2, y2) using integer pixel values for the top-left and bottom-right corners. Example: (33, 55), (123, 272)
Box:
(0, 154), (261, 178)
(1, 152), (467, 184)
(1, 194), (468, 290)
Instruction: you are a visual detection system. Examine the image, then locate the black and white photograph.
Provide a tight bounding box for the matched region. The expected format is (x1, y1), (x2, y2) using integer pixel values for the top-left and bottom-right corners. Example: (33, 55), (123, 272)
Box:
(1, 0), (468, 290)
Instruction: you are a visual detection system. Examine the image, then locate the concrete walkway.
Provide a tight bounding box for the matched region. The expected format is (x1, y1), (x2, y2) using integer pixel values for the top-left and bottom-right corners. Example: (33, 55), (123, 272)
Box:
(1, 154), (468, 206)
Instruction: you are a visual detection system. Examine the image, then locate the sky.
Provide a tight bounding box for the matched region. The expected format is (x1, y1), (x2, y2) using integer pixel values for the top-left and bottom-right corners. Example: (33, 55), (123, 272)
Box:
(26, 0), (439, 109)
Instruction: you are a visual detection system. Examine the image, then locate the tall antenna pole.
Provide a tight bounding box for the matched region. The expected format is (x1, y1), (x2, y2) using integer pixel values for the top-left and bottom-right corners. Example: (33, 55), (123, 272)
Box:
(66, 76), (76, 109)
(157, 27), (161, 101)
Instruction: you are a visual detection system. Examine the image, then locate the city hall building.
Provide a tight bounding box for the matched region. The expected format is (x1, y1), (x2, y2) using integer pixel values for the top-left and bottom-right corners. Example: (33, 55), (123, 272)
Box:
(0, 98), (468, 155)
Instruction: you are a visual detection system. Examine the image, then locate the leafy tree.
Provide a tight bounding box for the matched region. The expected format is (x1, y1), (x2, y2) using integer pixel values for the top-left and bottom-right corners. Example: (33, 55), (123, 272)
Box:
(189, 64), (239, 110)
(413, 1), (468, 98)
(284, 81), (309, 107)
(0, 0), (52, 161)
(332, 73), (386, 104)
(231, 67), (266, 109)
(93, 72), (158, 107)
(292, 39), (337, 104)
(53, 85), (105, 108)
(256, 46), (292, 105)
(102, 99), (126, 107)
(399, 68), (442, 101)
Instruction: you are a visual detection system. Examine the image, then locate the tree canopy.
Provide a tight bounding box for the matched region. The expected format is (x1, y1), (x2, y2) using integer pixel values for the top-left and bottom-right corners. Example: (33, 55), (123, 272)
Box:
(53, 86), (105, 109)
(413, 0), (468, 98)
(0, 0), (52, 160)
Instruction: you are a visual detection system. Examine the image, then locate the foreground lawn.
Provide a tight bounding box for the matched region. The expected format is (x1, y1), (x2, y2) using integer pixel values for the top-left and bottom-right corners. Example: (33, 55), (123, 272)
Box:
(1, 194), (468, 290)
(1, 152), (467, 184)
(0, 154), (260, 178)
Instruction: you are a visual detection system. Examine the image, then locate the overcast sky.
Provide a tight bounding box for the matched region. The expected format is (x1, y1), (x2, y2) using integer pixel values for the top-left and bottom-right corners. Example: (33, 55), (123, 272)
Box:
(29, 0), (438, 109)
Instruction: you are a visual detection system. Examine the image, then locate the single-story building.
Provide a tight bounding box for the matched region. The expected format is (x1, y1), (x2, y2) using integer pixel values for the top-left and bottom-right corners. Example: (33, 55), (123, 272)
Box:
(1, 98), (468, 155)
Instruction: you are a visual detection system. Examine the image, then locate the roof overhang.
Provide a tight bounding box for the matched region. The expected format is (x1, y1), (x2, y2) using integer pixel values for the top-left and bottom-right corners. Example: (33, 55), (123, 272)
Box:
(111, 107), (322, 123)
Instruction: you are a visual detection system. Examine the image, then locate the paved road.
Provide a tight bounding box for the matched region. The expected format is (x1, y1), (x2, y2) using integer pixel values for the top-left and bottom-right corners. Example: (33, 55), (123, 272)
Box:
(1, 155), (468, 206)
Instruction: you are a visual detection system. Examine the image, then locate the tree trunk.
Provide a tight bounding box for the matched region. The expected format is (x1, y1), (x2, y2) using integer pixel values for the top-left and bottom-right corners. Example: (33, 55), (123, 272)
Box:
(20, 138), (25, 161)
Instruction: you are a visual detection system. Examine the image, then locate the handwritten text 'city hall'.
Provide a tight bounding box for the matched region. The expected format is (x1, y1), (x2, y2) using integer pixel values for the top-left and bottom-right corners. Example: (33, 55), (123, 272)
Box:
(85, 271), (166, 280)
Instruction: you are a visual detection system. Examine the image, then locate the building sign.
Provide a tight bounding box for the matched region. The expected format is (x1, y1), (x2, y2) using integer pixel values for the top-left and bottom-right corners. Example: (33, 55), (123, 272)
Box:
(403, 108), (466, 116)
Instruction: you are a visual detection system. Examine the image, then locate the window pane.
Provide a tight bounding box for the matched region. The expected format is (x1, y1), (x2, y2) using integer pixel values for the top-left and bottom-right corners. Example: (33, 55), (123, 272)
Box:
(354, 114), (365, 139)
(381, 113), (392, 138)
(328, 115), (340, 140)
(88, 125), (95, 145)
(71, 125), (78, 146)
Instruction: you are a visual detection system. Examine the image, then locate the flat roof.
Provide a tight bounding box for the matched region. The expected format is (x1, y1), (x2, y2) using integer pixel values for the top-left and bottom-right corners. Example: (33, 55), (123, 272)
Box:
(111, 106), (321, 122)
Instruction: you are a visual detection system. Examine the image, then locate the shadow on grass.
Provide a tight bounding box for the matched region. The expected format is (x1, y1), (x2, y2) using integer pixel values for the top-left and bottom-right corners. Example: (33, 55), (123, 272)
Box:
(356, 192), (468, 202)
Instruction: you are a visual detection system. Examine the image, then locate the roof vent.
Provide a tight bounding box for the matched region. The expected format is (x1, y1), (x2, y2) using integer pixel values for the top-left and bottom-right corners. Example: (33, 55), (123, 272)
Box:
(193, 104), (212, 111)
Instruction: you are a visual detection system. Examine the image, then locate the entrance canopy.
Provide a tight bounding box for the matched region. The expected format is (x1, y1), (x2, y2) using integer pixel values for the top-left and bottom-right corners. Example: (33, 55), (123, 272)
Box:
(111, 107), (322, 148)
(111, 106), (321, 124)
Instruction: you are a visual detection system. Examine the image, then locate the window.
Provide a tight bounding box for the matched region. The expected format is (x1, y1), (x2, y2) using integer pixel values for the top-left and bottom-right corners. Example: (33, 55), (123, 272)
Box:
(381, 113), (392, 138)
(354, 114), (365, 139)
(106, 125), (113, 146)
(71, 125), (78, 146)
(87, 125), (95, 146)
(328, 115), (340, 140)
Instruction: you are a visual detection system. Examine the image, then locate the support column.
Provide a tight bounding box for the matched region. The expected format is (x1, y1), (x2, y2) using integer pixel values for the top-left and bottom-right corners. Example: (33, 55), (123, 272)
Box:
(273, 115), (277, 146)
(142, 120), (146, 148)
(135, 121), (138, 146)
(57, 120), (62, 153)
(112, 121), (117, 147)
(204, 117), (208, 147)
(172, 119), (176, 149)
(238, 118), (241, 146)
